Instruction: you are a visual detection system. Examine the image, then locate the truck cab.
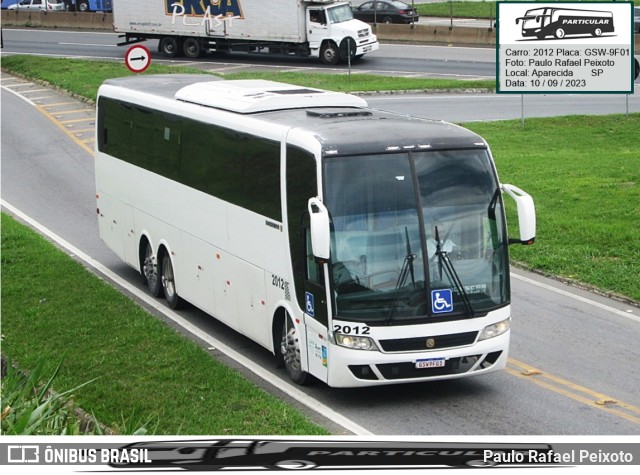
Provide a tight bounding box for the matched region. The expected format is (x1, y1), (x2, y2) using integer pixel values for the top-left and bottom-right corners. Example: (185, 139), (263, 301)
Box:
(306, 1), (378, 64)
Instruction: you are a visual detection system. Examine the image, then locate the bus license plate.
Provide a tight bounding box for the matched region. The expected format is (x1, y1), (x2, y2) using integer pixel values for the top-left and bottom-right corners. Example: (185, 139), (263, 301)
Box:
(415, 358), (446, 369)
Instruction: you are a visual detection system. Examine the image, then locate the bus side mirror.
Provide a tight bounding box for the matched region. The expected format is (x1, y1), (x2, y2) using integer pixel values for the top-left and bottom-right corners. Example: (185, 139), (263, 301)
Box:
(308, 197), (331, 260)
(501, 184), (536, 245)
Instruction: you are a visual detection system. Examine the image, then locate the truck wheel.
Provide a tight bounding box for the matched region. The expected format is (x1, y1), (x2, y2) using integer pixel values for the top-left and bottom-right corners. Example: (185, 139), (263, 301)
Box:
(320, 41), (339, 65)
(77, 1), (89, 12)
(554, 28), (565, 39)
(183, 38), (202, 59)
(281, 314), (308, 385)
(159, 37), (182, 58)
(339, 37), (357, 62)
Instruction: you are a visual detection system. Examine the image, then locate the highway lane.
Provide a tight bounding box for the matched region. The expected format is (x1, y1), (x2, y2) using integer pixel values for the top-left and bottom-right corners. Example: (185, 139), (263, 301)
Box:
(1, 27), (496, 79)
(1, 76), (639, 435)
(366, 93), (640, 122)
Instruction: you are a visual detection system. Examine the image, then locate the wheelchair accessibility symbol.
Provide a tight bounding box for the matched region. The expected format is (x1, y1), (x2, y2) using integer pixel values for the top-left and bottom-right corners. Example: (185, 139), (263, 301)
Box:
(431, 289), (453, 314)
(305, 292), (315, 317)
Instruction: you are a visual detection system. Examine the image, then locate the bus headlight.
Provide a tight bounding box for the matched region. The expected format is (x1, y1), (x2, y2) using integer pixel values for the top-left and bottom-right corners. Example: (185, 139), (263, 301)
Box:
(334, 333), (377, 351)
(479, 318), (511, 341)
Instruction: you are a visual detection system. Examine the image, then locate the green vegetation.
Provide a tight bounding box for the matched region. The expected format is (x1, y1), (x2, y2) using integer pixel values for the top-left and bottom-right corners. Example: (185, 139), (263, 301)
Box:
(2, 358), (103, 435)
(467, 115), (640, 301)
(0, 55), (494, 99)
(1, 214), (329, 435)
(417, 1), (640, 19)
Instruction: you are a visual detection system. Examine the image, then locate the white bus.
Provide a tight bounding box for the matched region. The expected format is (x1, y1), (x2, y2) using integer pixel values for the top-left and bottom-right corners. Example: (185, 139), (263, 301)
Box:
(95, 75), (536, 388)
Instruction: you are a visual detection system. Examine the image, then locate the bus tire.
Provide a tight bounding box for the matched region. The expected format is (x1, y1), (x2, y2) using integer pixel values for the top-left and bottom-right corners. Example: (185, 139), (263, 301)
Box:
(141, 240), (162, 297)
(77, 1), (89, 12)
(160, 252), (183, 309)
(281, 314), (308, 385)
(159, 37), (182, 57)
(183, 37), (202, 59)
(554, 28), (565, 39)
(320, 41), (339, 65)
(592, 28), (602, 37)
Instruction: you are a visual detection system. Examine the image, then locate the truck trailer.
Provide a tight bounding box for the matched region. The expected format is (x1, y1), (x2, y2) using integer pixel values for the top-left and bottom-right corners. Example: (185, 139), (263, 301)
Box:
(113, 0), (379, 65)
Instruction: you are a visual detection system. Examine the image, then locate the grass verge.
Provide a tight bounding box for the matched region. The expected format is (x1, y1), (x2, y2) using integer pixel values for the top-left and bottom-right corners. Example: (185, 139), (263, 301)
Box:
(467, 115), (640, 302)
(0, 55), (495, 99)
(1, 214), (329, 435)
(417, 1), (640, 19)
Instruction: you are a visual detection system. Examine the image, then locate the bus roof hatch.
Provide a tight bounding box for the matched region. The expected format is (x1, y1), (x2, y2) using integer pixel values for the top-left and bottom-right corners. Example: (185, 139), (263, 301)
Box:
(174, 80), (367, 113)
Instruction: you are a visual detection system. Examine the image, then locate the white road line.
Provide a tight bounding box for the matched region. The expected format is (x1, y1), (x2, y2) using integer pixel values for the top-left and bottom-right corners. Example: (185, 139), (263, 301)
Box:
(0, 199), (373, 436)
(1, 84), (36, 106)
(511, 272), (639, 324)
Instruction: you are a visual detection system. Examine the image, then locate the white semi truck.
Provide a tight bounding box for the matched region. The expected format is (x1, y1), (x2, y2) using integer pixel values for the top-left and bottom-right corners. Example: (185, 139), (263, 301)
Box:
(113, 0), (379, 65)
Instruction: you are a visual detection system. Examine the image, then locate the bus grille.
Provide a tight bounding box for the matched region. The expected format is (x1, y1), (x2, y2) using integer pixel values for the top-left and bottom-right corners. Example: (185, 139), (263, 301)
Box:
(378, 331), (478, 352)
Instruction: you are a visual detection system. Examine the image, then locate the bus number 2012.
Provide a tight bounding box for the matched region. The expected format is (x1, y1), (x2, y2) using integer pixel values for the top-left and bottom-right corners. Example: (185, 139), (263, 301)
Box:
(333, 324), (370, 335)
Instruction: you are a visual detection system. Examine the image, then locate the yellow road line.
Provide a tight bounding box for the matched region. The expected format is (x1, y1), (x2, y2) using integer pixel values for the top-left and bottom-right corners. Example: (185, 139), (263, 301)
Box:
(44, 102), (83, 109)
(59, 117), (96, 125)
(53, 110), (95, 117)
(35, 104), (94, 157)
(507, 358), (640, 425)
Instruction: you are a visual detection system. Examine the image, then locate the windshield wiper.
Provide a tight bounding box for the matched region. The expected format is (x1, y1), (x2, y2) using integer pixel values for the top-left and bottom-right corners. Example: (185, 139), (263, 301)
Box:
(386, 227), (417, 324)
(435, 226), (476, 318)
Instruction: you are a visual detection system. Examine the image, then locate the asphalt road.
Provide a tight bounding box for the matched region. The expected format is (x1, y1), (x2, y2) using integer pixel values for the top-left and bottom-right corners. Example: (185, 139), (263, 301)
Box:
(1, 74), (639, 436)
(1, 27), (496, 79)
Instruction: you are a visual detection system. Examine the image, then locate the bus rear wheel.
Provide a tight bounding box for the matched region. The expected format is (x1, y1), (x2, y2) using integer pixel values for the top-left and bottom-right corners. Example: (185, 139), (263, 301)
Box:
(592, 28), (603, 37)
(281, 315), (308, 385)
(161, 253), (183, 309)
(142, 241), (161, 297)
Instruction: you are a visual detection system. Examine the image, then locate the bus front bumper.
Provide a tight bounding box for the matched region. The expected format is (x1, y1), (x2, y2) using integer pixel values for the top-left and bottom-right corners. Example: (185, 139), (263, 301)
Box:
(325, 331), (510, 388)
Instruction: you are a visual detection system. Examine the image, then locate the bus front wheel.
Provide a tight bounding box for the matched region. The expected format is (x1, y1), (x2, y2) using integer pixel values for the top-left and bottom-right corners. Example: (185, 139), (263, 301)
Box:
(554, 28), (565, 39)
(281, 315), (308, 385)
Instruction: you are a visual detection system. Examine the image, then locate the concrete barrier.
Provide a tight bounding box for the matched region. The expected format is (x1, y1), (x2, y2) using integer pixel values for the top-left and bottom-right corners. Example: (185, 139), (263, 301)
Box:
(373, 23), (495, 45)
(2, 12), (639, 49)
(1, 11), (114, 31)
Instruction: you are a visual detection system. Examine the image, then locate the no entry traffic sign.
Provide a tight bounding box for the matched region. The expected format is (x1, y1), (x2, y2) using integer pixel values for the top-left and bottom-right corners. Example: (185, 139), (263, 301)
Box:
(125, 45), (151, 74)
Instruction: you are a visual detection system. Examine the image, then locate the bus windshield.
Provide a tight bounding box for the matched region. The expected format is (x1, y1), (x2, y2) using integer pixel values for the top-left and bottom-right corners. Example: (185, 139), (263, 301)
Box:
(324, 150), (509, 324)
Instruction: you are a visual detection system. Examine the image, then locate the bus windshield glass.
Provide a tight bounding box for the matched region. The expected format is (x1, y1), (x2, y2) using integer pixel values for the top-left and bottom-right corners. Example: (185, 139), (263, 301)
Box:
(324, 150), (509, 324)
